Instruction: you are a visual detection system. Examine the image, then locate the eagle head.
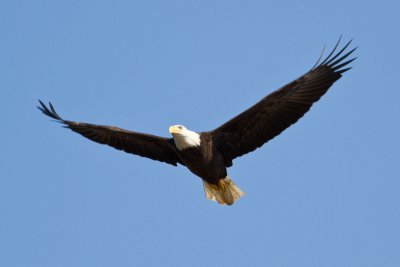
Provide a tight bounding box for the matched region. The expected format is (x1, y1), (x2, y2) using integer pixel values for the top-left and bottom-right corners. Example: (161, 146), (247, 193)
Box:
(169, 125), (201, 150)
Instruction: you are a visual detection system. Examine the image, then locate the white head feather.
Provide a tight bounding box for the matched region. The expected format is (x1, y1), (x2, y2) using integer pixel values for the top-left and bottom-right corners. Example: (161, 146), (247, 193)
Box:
(169, 125), (201, 150)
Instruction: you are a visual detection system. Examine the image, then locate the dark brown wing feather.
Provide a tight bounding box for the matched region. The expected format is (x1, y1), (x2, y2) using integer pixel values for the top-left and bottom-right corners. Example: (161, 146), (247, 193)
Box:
(38, 101), (184, 166)
(210, 38), (357, 167)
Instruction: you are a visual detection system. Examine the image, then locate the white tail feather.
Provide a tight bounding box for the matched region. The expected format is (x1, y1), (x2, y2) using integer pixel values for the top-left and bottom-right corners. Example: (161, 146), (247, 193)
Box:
(203, 177), (244, 205)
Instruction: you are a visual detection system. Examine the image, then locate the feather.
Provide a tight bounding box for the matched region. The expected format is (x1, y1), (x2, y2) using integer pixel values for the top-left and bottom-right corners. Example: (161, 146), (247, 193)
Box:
(38, 101), (184, 166)
(210, 38), (356, 166)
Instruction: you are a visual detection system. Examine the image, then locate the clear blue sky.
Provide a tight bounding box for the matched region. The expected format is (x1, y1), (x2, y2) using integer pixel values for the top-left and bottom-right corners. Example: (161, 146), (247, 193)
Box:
(1, 1), (399, 266)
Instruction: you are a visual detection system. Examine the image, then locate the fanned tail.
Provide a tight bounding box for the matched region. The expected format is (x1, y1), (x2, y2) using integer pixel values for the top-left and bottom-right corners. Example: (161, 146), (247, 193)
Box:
(203, 177), (244, 205)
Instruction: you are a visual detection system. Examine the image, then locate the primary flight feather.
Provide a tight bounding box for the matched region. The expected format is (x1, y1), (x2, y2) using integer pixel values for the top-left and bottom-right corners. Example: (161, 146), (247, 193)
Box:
(38, 38), (356, 205)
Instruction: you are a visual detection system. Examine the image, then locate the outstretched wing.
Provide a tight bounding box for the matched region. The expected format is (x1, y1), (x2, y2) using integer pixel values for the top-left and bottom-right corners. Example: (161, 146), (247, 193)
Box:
(38, 101), (184, 166)
(210, 38), (357, 167)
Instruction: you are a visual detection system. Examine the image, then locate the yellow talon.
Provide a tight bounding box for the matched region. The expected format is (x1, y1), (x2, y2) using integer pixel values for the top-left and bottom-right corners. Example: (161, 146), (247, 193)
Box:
(203, 177), (244, 205)
(217, 179), (227, 190)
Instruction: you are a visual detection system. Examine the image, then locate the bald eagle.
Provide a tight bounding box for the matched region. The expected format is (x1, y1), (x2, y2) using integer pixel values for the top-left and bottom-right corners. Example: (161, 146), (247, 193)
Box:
(38, 38), (356, 205)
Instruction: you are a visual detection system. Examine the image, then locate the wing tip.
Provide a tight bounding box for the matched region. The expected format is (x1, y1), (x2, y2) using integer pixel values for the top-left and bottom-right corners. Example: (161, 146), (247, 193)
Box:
(37, 99), (64, 122)
(313, 36), (357, 73)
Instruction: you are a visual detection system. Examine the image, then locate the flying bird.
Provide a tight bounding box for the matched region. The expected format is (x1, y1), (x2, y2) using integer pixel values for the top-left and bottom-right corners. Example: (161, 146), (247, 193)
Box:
(38, 38), (356, 205)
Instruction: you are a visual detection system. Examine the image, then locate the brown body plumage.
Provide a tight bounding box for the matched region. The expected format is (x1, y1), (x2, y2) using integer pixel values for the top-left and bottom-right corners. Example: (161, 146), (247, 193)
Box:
(38, 38), (356, 205)
(178, 134), (226, 184)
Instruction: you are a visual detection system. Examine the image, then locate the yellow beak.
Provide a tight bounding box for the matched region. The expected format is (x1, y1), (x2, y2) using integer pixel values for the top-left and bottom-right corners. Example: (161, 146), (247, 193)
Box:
(169, 126), (181, 134)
